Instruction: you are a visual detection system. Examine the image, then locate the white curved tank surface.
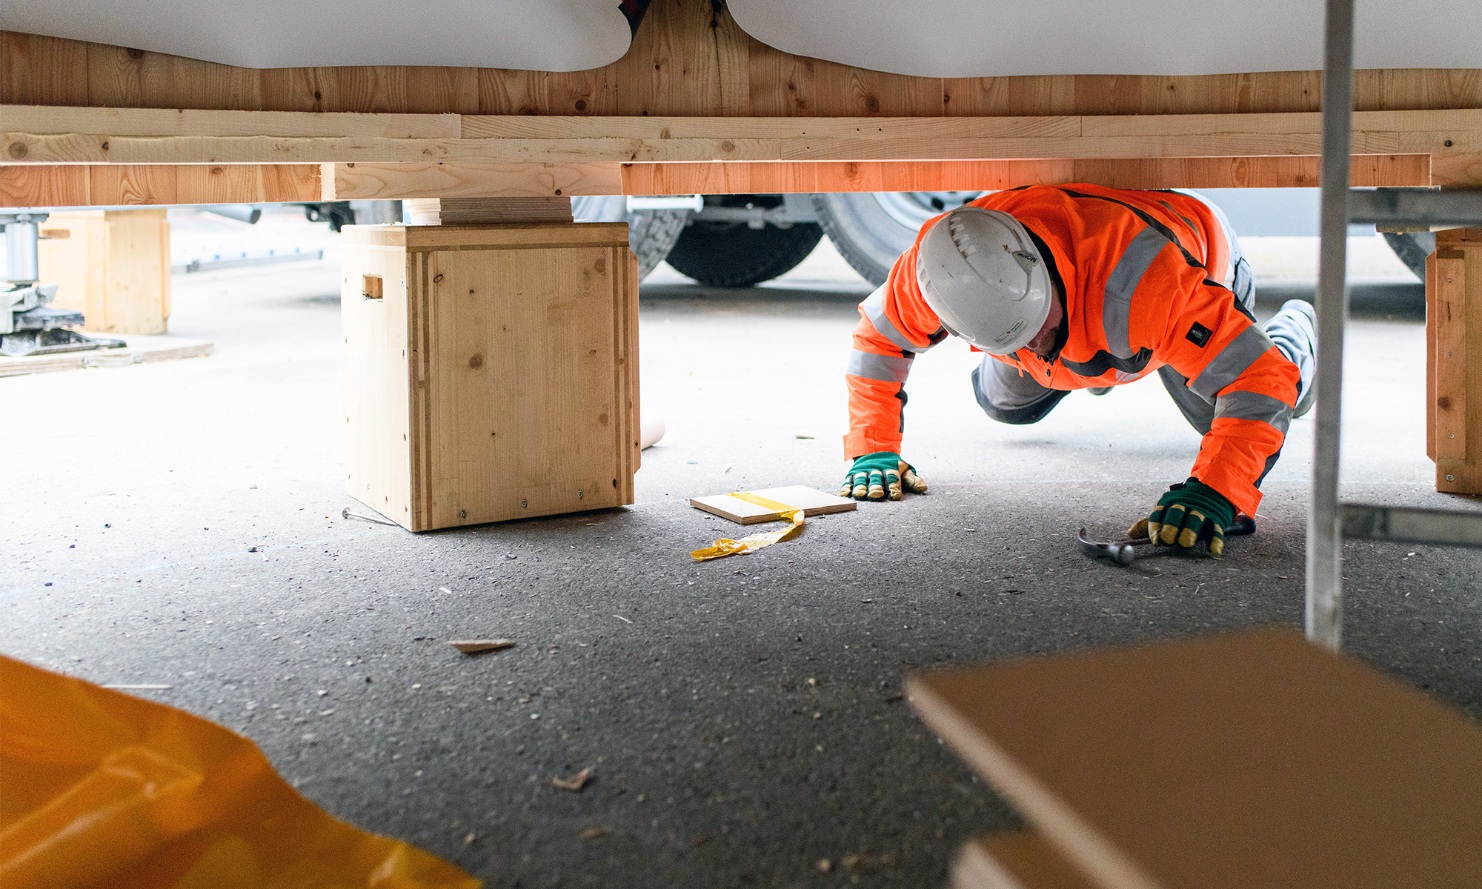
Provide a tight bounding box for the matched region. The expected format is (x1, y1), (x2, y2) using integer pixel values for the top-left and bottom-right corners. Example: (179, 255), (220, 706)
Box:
(0, 0), (634, 70)
(729, 0), (1482, 77)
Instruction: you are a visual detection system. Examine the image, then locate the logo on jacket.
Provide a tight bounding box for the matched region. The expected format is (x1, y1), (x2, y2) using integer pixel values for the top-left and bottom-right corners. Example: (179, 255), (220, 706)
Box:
(1186, 323), (1213, 348)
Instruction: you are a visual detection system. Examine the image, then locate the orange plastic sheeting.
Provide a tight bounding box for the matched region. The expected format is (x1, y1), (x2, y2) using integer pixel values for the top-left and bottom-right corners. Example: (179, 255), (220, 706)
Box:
(0, 654), (480, 889)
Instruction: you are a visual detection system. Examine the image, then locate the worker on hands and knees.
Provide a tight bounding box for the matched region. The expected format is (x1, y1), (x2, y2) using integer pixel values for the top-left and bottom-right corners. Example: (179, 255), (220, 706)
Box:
(840, 184), (1316, 558)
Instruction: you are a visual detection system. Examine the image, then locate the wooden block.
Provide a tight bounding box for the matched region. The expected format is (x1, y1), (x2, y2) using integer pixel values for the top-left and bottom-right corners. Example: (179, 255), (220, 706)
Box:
(340, 222), (638, 531)
(402, 197), (574, 225)
(323, 161), (623, 200)
(37, 208), (170, 335)
(688, 486), (856, 524)
(1431, 228), (1482, 494)
(952, 832), (1099, 889)
(907, 628), (1482, 889)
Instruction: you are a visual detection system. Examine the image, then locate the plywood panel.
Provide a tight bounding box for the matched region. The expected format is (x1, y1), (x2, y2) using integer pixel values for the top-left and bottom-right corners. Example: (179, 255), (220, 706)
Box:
(951, 833), (1098, 889)
(102, 208), (170, 334)
(341, 239), (415, 525)
(906, 628), (1482, 889)
(419, 239), (629, 527)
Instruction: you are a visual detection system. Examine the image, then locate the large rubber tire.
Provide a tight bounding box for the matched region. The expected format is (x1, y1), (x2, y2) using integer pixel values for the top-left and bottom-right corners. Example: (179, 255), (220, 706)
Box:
(664, 197), (824, 287)
(1381, 230), (1436, 282)
(811, 191), (982, 286)
(571, 196), (690, 280)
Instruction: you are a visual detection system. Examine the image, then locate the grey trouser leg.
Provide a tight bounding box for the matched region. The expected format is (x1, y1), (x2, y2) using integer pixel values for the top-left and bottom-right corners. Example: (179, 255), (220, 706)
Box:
(1159, 191), (1259, 435)
(972, 358), (1070, 425)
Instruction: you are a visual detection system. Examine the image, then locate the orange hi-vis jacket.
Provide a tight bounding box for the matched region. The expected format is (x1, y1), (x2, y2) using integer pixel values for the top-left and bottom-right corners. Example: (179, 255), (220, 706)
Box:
(844, 183), (1301, 516)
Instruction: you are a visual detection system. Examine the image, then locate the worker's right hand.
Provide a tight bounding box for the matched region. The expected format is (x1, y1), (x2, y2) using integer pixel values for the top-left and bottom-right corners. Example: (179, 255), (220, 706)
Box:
(839, 452), (928, 501)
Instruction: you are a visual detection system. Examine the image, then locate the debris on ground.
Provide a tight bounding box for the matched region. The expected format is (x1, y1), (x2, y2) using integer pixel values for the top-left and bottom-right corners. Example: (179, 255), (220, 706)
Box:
(448, 639), (515, 655)
(580, 826), (609, 841)
(815, 858), (833, 873)
(552, 768), (594, 792)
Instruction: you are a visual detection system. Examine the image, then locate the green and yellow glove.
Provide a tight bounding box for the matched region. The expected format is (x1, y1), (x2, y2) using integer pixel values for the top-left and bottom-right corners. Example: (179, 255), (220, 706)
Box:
(1128, 477), (1236, 558)
(839, 452), (929, 501)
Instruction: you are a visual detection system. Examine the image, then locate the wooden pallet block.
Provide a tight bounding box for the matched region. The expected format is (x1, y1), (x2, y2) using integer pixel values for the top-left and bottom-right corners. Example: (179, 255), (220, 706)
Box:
(340, 222), (638, 531)
(907, 628), (1482, 889)
(1428, 228), (1482, 494)
(688, 485), (856, 524)
(37, 209), (171, 335)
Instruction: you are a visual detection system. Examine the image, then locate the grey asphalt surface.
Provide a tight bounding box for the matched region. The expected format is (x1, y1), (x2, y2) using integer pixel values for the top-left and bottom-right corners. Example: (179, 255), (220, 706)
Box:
(3, 213), (1480, 888)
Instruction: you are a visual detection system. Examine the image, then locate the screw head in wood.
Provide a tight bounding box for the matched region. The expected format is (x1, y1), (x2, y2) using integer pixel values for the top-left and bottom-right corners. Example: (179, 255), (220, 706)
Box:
(522, 499), (529, 508)
(459, 509), (467, 519)
(577, 490), (584, 499)
(1446, 474), (1455, 481)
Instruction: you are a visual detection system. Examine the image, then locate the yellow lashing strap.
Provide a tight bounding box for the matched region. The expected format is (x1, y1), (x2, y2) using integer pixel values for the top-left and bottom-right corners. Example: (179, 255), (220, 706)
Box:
(690, 491), (806, 561)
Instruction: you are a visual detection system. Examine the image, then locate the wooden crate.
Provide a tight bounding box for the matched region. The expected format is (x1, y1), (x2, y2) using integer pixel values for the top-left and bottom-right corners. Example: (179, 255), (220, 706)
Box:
(340, 223), (638, 531)
(37, 209), (171, 335)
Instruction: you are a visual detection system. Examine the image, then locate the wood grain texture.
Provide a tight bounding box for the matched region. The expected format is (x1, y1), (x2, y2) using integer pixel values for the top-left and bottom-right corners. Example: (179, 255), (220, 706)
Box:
(38, 209), (169, 334)
(3, 0), (1478, 117)
(325, 161), (622, 200)
(0, 164), (319, 205)
(341, 223), (636, 531)
(907, 628), (1482, 889)
(623, 155), (1431, 195)
(5, 108), (1472, 172)
(1432, 229), (1482, 493)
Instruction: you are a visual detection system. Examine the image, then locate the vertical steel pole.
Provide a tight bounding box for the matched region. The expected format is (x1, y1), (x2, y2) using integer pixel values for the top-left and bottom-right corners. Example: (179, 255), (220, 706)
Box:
(1307, 0), (1355, 651)
(4, 220), (41, 283)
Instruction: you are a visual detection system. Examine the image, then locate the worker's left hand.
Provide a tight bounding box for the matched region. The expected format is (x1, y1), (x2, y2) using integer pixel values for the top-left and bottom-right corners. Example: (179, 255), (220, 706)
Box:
(1127, 477), (1236, 558)
(840, 452), (928, 501)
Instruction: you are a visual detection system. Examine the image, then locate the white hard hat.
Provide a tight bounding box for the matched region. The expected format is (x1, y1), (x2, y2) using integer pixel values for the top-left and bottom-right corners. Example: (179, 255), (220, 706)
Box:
(915, 207), (1052, 355)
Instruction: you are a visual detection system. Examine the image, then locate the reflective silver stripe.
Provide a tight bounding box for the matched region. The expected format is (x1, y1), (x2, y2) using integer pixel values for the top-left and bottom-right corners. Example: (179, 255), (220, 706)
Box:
(847, 349), (914, 384)
(1190, 325), (1276, 400)
(862, 285), (927, 354)
(1102, 227), (1166, 358)
(1214, 390), (1292, 437)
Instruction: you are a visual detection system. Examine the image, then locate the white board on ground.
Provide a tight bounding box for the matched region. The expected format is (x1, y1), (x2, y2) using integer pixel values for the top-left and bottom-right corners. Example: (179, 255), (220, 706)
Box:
(689, 486), (856, 525)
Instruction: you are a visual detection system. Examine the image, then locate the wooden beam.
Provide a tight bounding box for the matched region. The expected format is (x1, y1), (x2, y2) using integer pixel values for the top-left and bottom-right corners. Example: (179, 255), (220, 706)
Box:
(1430, 229), (1482, 494)
(3, 0), (1478, 118)
(622, 155), (1433, 195)
(0, 163), (320, 205)
(323, 161), (623, 200)
(4, 107), (1475, 172)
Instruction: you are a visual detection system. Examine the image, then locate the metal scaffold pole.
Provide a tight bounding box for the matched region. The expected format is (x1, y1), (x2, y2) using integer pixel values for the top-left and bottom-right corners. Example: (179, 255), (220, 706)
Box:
(1307, 0), (1356, 651)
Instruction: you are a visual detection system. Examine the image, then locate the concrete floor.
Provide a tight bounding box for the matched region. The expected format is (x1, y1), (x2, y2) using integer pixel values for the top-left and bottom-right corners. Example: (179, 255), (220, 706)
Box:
(4, 212), (1480, 887)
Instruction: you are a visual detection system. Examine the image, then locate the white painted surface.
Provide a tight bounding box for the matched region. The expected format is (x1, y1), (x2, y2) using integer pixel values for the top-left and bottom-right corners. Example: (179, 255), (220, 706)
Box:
(0, 0), (632, 71)
(729, 0), (1482, 77)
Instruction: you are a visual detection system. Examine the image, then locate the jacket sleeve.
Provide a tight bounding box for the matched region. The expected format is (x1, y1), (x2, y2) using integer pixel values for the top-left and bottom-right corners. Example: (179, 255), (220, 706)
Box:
(1135, 262), (1301, 517)
(843, 245), (949, 459)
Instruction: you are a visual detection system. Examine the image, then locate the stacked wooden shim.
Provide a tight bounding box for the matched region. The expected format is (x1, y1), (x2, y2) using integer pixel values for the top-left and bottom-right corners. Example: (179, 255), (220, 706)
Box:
(402, 198), (574, 226)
